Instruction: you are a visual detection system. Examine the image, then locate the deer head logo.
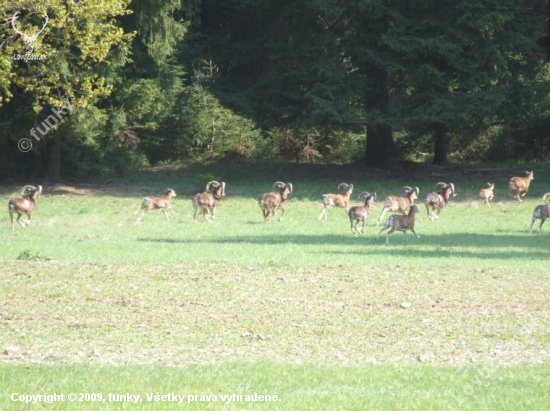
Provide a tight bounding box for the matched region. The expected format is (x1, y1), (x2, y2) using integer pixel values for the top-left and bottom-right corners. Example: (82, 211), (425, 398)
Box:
(11, 11), (48, 54)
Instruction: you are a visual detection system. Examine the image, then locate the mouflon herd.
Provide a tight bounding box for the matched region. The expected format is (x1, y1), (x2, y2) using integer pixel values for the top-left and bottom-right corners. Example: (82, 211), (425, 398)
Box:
(7, 171), (550, 242)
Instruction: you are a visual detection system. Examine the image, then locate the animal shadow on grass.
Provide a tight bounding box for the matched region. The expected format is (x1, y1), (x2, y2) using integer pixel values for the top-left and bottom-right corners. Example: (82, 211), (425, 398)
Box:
(139, 232), (550, 254)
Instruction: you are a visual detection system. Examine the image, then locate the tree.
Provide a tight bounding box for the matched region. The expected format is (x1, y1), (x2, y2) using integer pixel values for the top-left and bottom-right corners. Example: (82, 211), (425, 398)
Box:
(0, 0), (133, 180)
(190, 1), (358, 150)
(336, 0), (545, 165)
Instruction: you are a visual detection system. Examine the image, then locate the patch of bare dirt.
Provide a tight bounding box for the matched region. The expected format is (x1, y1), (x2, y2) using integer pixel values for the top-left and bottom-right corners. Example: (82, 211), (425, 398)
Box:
(48, 183), (135, 196)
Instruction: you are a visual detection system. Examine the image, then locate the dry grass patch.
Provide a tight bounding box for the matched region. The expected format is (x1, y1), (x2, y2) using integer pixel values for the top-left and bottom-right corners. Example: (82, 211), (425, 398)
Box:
(1, 261), (548, 367)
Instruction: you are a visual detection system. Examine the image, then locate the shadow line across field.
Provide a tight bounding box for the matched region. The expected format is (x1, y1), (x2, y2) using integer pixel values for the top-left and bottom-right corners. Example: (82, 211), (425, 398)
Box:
(328, 248), (550, 261)
(138, 233), (550, 262)
(140, 232), (550, 261)
(141, 232), (549, 248)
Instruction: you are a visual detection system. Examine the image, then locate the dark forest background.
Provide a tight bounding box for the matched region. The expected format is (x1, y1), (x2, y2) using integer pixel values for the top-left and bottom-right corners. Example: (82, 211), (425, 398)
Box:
(2, 0), (550, 181)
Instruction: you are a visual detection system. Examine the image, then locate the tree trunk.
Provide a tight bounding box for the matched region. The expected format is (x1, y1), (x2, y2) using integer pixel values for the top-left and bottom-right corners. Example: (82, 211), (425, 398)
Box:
(0, 136), (12, 179)
(365, 123), (396, 167)
(364, 69), (397, 167)
(46, 135), (61, 181)
(200, 0), (210, 31)
(432, 124), (448, 165)
(547, 1), (550, 62)
(209, 119), (215, 152)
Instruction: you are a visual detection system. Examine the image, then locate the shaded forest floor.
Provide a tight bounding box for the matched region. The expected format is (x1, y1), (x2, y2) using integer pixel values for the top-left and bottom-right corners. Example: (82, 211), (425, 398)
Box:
(3, 156), (542, 192)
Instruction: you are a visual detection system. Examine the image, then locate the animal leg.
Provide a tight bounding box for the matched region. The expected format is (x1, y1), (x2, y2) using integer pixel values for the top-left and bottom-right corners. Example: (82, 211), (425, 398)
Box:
(278, 205), (285, 222)
(385, 228), (396, 245)
(377, 208), (388, 226)
(378, 218), (391, 238)
(530, 210), (540, 233)
(136, 209), (147, 223)
(262, 209), (270, 224)
(205, 207), (214, 223)
(193, 204), (200, 222)
(521, 188), (528, 197)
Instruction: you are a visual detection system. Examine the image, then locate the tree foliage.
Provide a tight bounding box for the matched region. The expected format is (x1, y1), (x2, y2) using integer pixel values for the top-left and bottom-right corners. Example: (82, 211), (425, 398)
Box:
(1, 0), (133, 109)
(1, 0), (549, 180)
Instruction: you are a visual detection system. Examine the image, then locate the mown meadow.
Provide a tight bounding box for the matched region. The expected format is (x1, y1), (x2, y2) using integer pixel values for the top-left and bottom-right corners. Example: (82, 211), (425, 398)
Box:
(1, 160), (549, 410)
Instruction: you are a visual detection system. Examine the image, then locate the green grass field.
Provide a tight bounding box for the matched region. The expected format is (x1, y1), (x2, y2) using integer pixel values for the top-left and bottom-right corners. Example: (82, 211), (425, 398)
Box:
(1, 161), (549, 409)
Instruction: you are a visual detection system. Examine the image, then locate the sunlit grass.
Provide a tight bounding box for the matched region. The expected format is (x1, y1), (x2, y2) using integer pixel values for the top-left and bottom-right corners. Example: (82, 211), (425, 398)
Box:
(1, 364), (549, 410)
(1, 180), (549, 268)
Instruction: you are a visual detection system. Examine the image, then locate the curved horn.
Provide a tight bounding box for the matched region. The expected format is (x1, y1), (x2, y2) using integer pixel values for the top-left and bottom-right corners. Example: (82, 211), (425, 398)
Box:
(434, 182), (447, 191)
(414, 187), (419, 196)
(221, 182), (226, 196)
(206, 181), (219, 191)
(338, 183), (353, 192)
(401, 186), (412, 195)
(20, 185), (36, 195)
(36, 185), (43, 199)
(358, 191), (377, 201)
(286, 182), (293, 194)
(272, 181), (285, 190)
(449, 182), (456, 196)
